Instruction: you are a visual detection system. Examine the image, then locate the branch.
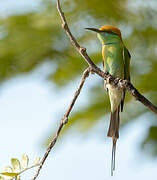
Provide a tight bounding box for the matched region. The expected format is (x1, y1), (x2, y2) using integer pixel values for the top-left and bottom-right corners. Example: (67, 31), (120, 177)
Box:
(32, 0), (157, 179)
(32, 68), (90, 180)
(56, 0), (157, 115)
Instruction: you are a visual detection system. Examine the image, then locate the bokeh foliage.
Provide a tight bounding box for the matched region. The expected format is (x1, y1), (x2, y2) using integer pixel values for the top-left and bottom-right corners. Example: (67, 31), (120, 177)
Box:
(0, 0), (157, 156)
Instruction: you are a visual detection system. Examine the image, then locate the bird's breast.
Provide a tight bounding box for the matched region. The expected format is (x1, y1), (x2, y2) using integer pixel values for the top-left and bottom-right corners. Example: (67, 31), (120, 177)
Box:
(102, 43), (124, 78)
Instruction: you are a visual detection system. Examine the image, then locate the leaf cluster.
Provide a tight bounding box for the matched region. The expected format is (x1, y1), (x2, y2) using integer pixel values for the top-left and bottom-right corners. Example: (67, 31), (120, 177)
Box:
(0, 154), (40, 180)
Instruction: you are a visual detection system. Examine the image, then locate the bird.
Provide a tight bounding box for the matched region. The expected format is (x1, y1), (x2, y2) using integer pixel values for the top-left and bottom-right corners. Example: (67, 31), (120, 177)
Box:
(86, 25), (131, 175)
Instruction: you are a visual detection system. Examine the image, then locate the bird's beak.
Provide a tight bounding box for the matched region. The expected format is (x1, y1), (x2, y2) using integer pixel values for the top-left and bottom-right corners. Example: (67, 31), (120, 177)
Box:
(85, 28), (101, 33)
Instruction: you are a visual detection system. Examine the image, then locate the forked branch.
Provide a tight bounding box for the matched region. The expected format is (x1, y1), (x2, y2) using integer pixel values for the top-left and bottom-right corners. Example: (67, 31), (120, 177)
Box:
(56, 0), (157, 114)
(32, 0), (157, 179)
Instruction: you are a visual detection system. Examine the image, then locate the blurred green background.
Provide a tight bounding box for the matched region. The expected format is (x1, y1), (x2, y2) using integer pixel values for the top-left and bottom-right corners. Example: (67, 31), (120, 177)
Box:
(0, 0), (157, 156)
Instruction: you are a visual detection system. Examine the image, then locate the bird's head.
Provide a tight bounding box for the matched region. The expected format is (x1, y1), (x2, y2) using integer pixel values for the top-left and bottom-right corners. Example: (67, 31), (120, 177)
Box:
(86, 25), (122, 44)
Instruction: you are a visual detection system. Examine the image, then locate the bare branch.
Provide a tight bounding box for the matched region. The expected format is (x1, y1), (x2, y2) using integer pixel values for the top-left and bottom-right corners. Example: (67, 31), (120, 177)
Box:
(32, 68), (90, 180)
(123, 81), (157, 114)
(32, 0), (157, 179)
(56, 0), (157, 115)
(56, 0), (98, 68)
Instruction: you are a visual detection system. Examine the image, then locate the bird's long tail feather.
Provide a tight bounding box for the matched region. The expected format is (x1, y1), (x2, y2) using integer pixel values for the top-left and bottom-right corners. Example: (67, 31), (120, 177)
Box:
(111, 138), (117, 176)
(107, 106), (120, 176)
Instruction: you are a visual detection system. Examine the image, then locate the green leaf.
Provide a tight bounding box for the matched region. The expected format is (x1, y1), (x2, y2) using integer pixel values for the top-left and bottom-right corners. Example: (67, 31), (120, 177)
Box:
(11, 159), (21, 172)
(33, 157), (40, 165)
(0, 172), (19, 177)
(21, 154), (29, 169)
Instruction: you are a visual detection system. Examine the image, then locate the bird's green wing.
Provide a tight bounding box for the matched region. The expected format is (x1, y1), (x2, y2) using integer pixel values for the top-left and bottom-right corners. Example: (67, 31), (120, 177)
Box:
(123, 46), (131, 81)
(121, 46), (131, 112)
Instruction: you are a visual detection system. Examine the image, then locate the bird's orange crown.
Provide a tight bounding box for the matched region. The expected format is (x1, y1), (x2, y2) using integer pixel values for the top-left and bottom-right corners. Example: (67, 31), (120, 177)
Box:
(99, 25), (122, 40)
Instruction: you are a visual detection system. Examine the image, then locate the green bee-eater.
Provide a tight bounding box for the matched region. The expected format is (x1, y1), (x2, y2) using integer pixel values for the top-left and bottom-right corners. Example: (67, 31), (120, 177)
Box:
(86, 25), (131, 175)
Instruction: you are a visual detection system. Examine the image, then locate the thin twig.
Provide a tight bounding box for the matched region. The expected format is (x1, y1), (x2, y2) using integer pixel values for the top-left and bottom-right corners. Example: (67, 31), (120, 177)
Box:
(32, 68), (90, 180)
(19, 164), (40, 175)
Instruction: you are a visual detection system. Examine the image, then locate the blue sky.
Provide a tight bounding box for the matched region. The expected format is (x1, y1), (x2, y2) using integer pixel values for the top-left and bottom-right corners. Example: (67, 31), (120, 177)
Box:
(0, 0), (157, 179)
(0, 0), (41, 17)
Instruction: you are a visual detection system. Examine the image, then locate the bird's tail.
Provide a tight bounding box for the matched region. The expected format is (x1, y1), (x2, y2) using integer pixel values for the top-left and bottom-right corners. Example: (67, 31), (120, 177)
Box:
(107, 106), (120, 176)
(107, 106), (120, 138)
(111, 137), (117, 176)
